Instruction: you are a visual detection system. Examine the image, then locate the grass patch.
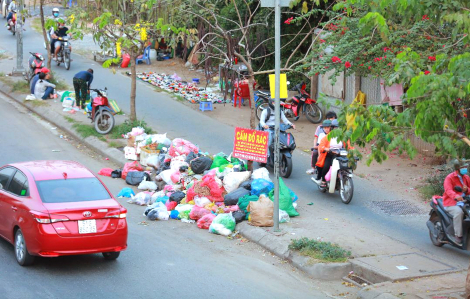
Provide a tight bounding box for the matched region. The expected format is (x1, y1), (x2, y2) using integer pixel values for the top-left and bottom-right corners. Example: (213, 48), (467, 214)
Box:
(29, 100), (49, 107)
(64, 116), (77, 123)
(108, 141), (123, 148)
(0, 72), (5, 77)
(289, 238), (351, 263)
(72, 123), (106, 141)
(11, 80), (31, 93)
(31, 18), (42, 33)
(110, 119), (154, 139)
(50, 72), (70, 90)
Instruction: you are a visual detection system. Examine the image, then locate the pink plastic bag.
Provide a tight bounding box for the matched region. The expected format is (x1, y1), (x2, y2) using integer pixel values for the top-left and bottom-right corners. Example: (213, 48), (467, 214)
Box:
(98, 168), (113, 177)
(122, 161), (144, 180)
(197, 213), (216, 229)
(168, 138), (199, 157)
(170, 171), (181, 184)
(190, 205), (211, 220)
(325, 166), (332, 182)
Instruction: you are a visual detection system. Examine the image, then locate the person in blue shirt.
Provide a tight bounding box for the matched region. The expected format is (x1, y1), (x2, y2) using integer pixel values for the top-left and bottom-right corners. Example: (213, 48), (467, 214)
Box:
(73, 69), (93, 109)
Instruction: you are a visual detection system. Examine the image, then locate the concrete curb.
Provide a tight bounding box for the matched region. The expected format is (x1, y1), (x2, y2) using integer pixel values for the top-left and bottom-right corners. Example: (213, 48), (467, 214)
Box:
(357, 283), (401, 299)
(0, 81), (128, 168)
(237, 222), (352, 280)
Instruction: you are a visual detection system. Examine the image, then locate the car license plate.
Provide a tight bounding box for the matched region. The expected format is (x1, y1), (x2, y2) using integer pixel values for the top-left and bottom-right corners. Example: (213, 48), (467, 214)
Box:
(78, 220), (97, 234)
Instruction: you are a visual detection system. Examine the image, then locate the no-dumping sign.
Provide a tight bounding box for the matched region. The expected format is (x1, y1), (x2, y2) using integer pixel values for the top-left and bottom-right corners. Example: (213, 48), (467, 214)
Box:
(233, 127), (269, 163)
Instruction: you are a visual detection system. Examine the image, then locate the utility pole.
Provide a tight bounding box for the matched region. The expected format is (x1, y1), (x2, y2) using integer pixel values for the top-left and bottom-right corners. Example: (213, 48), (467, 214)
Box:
(261, 0), (289, 231)
(13, 0), (26, 76)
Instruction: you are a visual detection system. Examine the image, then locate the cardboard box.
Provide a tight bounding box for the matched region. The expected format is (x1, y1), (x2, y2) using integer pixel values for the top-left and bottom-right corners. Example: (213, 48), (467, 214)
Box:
(127, 135), (136, 147)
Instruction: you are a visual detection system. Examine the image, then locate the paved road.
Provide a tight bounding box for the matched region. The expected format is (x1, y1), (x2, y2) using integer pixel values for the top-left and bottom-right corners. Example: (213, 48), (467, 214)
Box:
(0, 87), (333, 298)
(1, 14), (468, 271)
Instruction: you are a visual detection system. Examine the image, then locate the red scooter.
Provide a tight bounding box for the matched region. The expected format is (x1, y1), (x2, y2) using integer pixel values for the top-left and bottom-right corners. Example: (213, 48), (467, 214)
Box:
(256, 82), (323, 124)
(27, 52), (45, 82)
(87, 88), (115, 134)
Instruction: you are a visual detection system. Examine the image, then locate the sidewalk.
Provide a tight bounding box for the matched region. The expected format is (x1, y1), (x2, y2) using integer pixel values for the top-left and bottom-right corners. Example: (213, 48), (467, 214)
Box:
(1, 50), (468, 298)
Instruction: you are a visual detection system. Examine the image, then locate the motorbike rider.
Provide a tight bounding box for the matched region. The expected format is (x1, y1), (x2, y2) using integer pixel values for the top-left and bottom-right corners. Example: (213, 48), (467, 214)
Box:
(312, 119), (343, 187)
(443, 160), (470, 245)
(259, 99), (295, 158)
(6, 0), (16, 26)
(50, 18), (70, 61)
(307, 111), (337, 174)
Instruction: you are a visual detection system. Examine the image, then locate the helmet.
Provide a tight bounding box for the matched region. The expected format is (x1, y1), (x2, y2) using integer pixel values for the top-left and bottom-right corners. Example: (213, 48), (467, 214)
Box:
(52, 8), (59, 12)
(453, 159), (469, 171)
(331, 119), (339, 127)
(322, 119), (332, 127)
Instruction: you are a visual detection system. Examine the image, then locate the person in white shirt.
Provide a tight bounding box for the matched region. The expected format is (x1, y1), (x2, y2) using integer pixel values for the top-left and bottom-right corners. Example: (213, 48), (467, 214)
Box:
(259, 99), (295, 158)
(34, 72), (56, 100)
(6, 0), (16, 24)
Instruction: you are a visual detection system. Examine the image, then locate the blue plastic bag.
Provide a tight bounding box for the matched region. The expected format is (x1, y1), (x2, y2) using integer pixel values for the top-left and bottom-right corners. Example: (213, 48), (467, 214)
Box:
(251, 179), (274, 197)
(117, 187), (135, 198)
(289, 188), (298, 202)
(170, 210), (180, 219)
(156, 195), (169, 204)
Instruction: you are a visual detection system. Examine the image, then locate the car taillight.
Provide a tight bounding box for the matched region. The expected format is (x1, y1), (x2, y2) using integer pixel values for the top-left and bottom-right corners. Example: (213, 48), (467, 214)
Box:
(119, 208), (127, 219)
(31, 211), (69, 224)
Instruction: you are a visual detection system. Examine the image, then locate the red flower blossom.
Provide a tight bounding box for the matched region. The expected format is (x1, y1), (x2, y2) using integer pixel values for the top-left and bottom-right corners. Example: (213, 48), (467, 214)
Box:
(424, 70), (430, 75)
(425, 35), (431, 40)
(331, 56), (341, 63)
(387, 63), (392, 66)
(284, 17), (294, 25)
(422, 15), (429, 20)
(324, 66), (329, 69)
(368, 66), (372, 70)
(428, 56), (436, 61)
(360, 64), (364, 66)
(345, 61), (351, 68)
(315, 72), (319, 76)
(320, 39), (326, 43)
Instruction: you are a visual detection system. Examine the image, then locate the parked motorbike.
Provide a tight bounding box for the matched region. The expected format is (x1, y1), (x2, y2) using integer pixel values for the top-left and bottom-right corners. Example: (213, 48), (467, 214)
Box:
(427, 186), (470, 250)
(87, 88), (115, 134)
(255, 82), (323, 124)
(26, 52), (45, 82)
(260, 124), (296, 178)
(55, 36), (72, 70)
(312, 149), (355, 204)
(7, 11), (16, 35)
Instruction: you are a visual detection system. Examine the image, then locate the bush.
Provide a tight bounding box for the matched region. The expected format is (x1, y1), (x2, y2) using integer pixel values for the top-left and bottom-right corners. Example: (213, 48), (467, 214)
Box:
(110, 119), (154, 139)
(289, 237), (351, 262)
(419, 165), (453, 199)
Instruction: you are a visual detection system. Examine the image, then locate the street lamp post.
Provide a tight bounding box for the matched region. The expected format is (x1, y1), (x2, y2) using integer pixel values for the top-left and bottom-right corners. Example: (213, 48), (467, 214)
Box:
(13, 0), (26, 76)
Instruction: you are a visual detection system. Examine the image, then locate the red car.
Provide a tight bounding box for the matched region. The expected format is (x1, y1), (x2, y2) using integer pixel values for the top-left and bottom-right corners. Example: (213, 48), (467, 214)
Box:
(0, 160), (128, 266)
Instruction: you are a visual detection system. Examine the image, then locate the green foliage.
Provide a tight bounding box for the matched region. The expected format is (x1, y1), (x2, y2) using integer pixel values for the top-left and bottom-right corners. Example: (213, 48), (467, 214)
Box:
(110, 119), (154, 139)
(419, 165), (453, 200)
(72, 123), (106, 141)
(289, 237), (351, 262)
(11, 81), (30, 93)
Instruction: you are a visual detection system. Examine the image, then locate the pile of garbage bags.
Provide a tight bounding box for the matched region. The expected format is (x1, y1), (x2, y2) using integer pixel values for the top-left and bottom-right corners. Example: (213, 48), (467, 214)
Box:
(104, 133), (299, 237)
(134, 72), (224, 104)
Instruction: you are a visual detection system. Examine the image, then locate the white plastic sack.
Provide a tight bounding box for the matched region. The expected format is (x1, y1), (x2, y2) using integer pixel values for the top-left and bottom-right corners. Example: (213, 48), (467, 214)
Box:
(138, 180), (158, 191)
(145, 202), (169, 221)
(279, 209), (290, 223)
(194, 196), (211, 207)
(175, 204), (194, 213)
(146, 155), (160, 168)
(131, 192), (151, 206)
(216, 167), (233, 179)
(62, 97), (75, 108)
(150, 133), (171, 146)
(151, 190), (164, 203)
(159, 169), (174, 185)
(223, 171), (252, 193)
(252, 167), (271, 182)
(170, 155), (188, 171)
(130, 127), (145, 136)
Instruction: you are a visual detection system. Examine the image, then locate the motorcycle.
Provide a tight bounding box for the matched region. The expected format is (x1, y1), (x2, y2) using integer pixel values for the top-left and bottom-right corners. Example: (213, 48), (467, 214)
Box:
(312, 149), (355, 204)
(26, 52), (45, 82)
(427, 186), (470, 250)
(55, 36), (72, 70)
(87, 88), (115, 134)
(255, 82), (323, 124)
(261, 124), (296, 178)
(7, 11), (16, 35)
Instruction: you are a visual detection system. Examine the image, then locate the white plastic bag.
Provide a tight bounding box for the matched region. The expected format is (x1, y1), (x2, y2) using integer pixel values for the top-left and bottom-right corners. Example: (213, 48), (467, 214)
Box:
(159, 169), (174, 185)
(223, 171), (252, 193)
(138, 180), (158, 191)
(62, 97), (75, 108)
(252, 167), (271, 182)
(170, 155), (188, 171)
(279, 209), (290, 223)
(130, 127), (145, 136)
(146, 155), (160, 168)
(175, 204), (194, 213)
(194, 196), (211, 207)
(132, 192), (151, 206)
(145, 202), (169, 221)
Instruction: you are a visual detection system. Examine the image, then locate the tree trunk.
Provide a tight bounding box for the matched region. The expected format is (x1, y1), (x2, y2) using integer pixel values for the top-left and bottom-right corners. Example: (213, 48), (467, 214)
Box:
(39, 0), (51, 70)
(466, 261), (470, 299)
(310, 73), (318, 100)
(246, 73), (256, 171)
(129, 55), (137, 121)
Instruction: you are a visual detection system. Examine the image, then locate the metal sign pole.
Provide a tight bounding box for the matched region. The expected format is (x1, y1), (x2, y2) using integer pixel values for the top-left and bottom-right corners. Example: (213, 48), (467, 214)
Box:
(273, 0), (281, 232)
(13, 0), (25, 75)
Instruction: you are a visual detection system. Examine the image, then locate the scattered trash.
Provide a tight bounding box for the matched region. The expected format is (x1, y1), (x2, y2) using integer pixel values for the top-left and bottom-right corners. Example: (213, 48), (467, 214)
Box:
(396, 265), (408, 270)
(52, 150), (60, 152)
(307, 202), (314, 205)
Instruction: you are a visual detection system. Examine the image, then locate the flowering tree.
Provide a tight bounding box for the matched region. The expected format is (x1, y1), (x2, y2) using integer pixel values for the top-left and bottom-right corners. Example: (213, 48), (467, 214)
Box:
(300, 0), (469, 163)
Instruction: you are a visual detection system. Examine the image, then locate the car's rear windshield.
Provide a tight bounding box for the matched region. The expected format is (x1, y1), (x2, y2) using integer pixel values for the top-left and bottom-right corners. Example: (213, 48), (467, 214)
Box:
(36, 178), (111, 203)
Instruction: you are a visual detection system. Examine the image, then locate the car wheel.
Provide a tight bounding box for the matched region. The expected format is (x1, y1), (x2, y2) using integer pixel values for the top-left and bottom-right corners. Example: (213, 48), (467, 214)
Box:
(102, 251), (120, 260)
(15, 229), (35, 266)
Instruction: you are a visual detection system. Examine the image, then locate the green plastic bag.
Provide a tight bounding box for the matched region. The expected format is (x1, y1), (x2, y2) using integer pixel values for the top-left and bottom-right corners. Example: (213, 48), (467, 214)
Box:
(60, 91), (74, 102)
(211, 154), (229, 170)
(237, 194), (259, 220)
(209, 213), (236, 236)
(269, 178), (299, 217)
(179, 210), (190, 220)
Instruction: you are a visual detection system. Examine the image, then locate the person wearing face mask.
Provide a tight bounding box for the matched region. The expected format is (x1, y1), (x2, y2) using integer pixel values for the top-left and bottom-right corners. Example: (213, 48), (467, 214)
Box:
(443, 160), (470, 246)
(50, 19), (69, 61)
